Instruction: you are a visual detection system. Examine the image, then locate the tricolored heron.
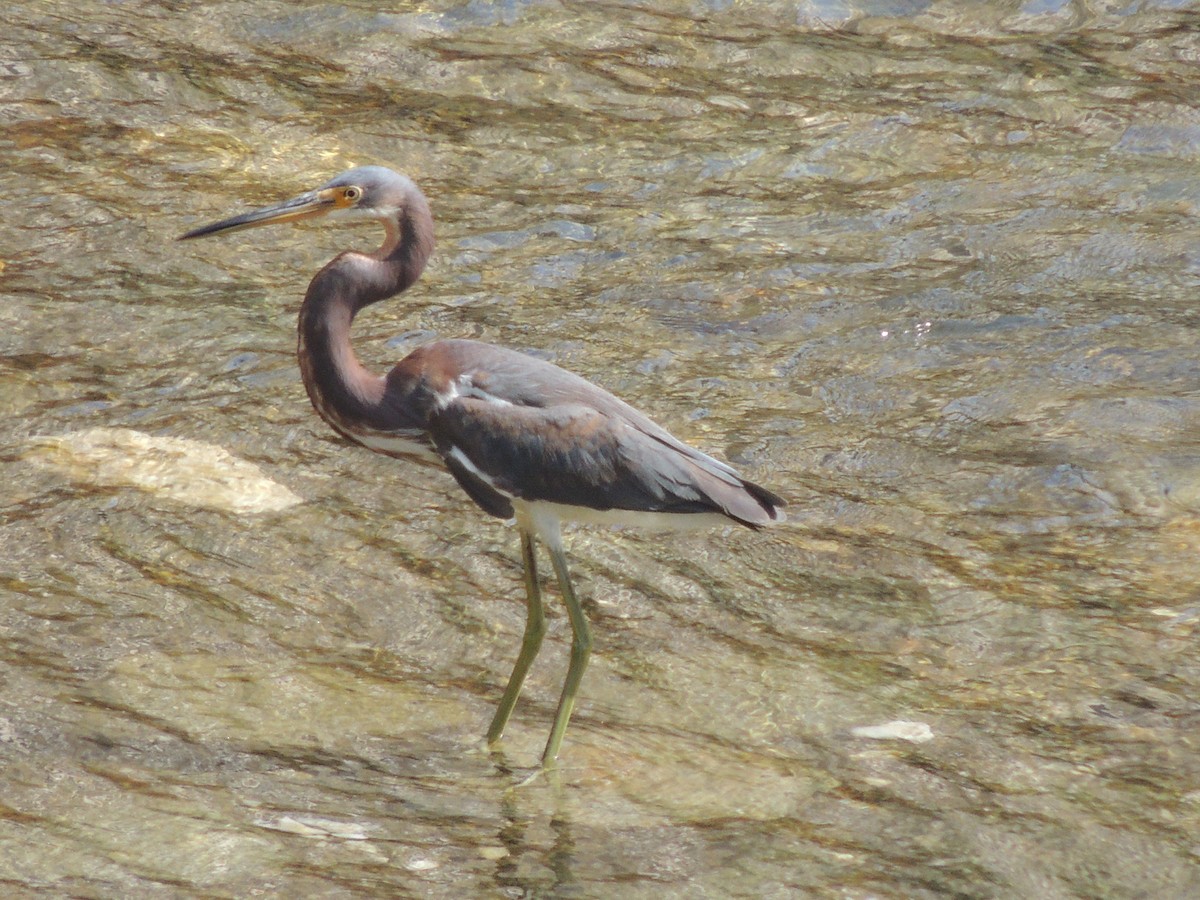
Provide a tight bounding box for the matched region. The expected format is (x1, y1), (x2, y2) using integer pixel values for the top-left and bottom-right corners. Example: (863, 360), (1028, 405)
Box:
(180, 166), (785, 766)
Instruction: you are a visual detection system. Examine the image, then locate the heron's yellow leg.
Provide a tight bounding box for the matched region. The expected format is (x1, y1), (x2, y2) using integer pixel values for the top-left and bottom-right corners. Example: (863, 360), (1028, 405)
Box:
(487, 530), (546, 744)
(541, 543), (592, 766)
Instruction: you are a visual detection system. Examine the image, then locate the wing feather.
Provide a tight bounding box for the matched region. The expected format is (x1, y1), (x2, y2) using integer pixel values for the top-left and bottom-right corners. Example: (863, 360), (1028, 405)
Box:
(431, 394), (782, 526)
(389, 340), (784, 526)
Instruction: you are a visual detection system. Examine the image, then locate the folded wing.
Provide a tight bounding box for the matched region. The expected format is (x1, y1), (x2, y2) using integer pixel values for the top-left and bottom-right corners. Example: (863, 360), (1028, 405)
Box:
(430, 384), (784, 529)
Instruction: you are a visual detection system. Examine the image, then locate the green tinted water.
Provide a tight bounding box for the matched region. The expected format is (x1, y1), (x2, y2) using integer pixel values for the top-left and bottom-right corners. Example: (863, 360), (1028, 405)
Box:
(3, 1), (1200, 896)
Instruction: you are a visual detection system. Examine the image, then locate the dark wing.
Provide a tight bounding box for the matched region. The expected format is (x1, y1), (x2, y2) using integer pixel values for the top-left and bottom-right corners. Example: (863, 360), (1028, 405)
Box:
(387, 339), (784, 526)
(430, 394), (783, 528)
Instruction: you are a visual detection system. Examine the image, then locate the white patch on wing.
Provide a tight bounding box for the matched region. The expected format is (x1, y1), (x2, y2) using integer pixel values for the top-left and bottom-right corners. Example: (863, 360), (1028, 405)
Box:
(463, 376), (514, 406)
(447, 446), (513, 497)
(433, 378), (461, 410)
(447, 373), (514, 407)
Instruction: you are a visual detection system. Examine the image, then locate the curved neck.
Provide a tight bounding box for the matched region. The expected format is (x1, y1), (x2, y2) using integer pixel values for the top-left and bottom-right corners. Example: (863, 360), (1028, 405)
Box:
(296, 198), (435, 433)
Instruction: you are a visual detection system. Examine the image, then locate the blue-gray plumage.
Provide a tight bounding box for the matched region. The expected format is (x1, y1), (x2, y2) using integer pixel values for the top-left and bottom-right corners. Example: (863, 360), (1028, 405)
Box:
(180, 166), (785, 766)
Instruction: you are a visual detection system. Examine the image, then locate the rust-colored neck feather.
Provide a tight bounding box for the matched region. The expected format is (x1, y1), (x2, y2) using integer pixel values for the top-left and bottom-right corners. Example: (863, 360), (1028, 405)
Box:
(296, 194), (435, 435)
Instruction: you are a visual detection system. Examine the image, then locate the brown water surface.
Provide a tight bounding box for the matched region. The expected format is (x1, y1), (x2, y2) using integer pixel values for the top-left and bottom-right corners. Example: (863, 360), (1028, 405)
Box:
(4, 1), (1200, 896)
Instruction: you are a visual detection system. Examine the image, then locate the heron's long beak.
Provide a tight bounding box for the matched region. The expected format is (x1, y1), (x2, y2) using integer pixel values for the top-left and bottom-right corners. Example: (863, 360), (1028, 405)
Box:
(179, 187), (338, 240)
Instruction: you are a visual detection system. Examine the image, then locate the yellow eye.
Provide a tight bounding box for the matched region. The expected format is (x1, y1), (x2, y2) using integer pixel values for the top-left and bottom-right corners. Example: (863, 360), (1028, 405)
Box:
(344, 186), (361, 202)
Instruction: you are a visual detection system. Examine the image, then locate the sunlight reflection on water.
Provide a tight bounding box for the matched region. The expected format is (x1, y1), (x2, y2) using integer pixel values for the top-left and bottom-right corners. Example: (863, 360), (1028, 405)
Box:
(3, 0), (1200, 896)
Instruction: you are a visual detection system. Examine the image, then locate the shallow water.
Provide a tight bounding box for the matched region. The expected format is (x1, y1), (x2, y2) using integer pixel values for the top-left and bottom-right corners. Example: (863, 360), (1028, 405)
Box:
(4, 0), (1200, 896)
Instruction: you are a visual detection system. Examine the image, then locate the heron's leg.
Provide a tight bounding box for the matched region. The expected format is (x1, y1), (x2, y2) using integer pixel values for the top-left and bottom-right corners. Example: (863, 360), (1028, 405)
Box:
(542, 542), (592, 766)
(487, 530), (546, 745)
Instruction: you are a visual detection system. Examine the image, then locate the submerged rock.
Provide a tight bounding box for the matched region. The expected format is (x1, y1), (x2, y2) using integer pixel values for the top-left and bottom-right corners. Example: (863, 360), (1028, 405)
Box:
(26, 427), (301, 515)
(851, 720), (935, 743)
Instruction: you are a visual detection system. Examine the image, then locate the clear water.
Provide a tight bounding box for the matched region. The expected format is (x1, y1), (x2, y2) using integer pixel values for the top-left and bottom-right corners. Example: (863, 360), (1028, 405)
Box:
(3, 0), (1200, 896)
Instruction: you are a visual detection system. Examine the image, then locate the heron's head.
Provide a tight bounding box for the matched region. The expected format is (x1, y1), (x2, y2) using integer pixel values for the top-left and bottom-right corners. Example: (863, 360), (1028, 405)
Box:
(179, 166), (425, 240)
